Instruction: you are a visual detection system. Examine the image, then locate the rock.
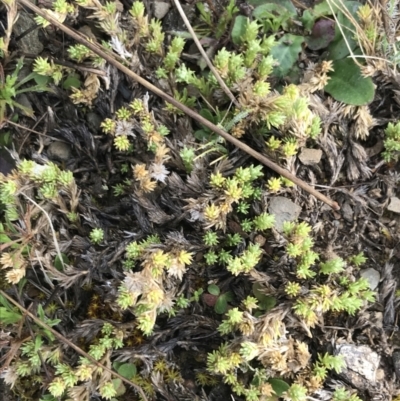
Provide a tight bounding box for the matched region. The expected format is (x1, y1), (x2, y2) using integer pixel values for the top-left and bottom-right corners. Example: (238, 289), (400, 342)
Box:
(298, 148), (322, 165)
(0, 148), (16, 176)
(86, 112), (103, 133)
(163, 4), (195, 32)
(393, 350), (400, 380)
(13, 12), (44, 55)
(335, 344), (380, 390)
(16, 94), (34, 117)
(341, 201), (353, 222)
(387, 197), (400, 214)
(360, 268), (380, 290)
(47, 141), (72, 162)
(268, 197), (302, 232)
(154, 1), (171, 19)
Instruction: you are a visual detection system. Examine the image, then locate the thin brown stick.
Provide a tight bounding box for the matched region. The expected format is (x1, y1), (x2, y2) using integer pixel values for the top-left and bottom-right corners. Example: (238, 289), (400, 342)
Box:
(17, 0), (340, 211)
(0, 290), (148, 401)
(171, 0), (240, 109)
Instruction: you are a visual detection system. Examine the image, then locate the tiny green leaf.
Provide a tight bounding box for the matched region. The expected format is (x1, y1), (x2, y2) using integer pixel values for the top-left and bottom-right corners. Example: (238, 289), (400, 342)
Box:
(231, 15), (248, 45)
(268, 378), (290, 396)
(224, 291), (234, 302)
(259, 296), (276, 311)
(270, 34), (304, 77)
(248, 0), (296, 15)
(324, 58), (375, 105)
(215, 295), (228, 314)
(117, 363), (137, 379)
(112, 378), (126, 397)
(207, 284), (221, 296)
(63, 74), (81, 90)
(0, 307), (23, 324)
(327, 1), (361, 60)
(54, 253), (70, 271)
(33, 73), (51, 86)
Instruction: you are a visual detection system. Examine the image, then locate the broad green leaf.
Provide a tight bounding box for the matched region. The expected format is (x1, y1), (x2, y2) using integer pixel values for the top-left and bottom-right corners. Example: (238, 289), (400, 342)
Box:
(248, 0), (296, 16)
(301, 10), (315, 31)
(0, 233), (12, 243)
(215, 295), (228, 314)
(307, 19), (335, 50)
(112, 361), (123, 371)
(268, 378), (290, 396)
(0, 131), (11, 146)
(39, 395), (58, 401)
(112, 378), (126, 397)
(194, 129), (213, 141)
(259, 296), (276, 311)
(224, 291), (234, 302)
(252, 283), (276, 311)
(270, 34), (304, 77)
(327, 1), (361, 60)
(200, 108), (216, 124)
(207, 284), (220, 296)
(117, 363), (137, 379)
(0, 307), (22, 324)
(231, 15), (248, 45)
(325, 58), (375, 105)
(253, 3), (293, 22)
(63, 74), (81, 90)
(54, 253), (69, 271)
(33, 73), (51, 86)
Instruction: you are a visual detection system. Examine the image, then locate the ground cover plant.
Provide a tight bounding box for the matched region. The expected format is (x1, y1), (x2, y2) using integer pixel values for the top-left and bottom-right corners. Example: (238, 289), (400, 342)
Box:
(0, 0), (400, 401)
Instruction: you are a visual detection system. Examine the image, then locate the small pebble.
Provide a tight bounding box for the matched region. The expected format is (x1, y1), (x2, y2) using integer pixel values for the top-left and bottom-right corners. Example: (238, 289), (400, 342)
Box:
(268, 197), (301, 232)
(47, 141), (72, 162)
(298, 148), (322, 165)
(387, 197), (400, 214)
(154, 1), (171, 19)
(360, 268), (380, 290)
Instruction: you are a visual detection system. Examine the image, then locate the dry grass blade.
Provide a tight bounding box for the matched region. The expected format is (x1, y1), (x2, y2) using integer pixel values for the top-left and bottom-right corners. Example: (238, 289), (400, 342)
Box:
(0, 290), (149, 401)
(1, 0), (18, 57)
(172, 0), (240, 108)
(16, 0), (340, 211)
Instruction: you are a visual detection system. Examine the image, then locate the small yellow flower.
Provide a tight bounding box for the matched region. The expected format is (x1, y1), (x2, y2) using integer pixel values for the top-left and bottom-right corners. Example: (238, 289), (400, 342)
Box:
(114, 136), (130, 151)
(5, 267), (26, 284)
(100, 118), (116, 134)
(0, 253), (13, 268)
(204, 204), (220, 222)
(267, 177), (282, 192)
(76, 364), (94, 381)
(133, 163), (149, 181)
(177, 250), (193, 265)
(151, 250), (170, 268)
(147, 130), (163, 145)
(146, 287), (164, 305)
(140, 177), (157, 193)
(166, 260), (186, 280)
(154, 144), (170, 164)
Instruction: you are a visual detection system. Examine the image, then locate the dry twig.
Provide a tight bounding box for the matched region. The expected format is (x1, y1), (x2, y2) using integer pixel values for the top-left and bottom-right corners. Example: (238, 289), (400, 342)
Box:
(172, 0), (240, 108)
(0, 290), (149, 401)
(17, 0), (340, 211)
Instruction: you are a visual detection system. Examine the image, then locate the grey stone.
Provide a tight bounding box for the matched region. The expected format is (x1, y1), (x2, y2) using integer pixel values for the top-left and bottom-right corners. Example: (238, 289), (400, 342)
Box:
(16, 94), (33, 117)
(393, 350), (400, 380)
(268, 197), (301, 232)
(335, 344), (380, 390)
(341, 201), (353, 222)
(360, 268), (380, 290)
(298, 148), (322, 165)
(86, 112), (103, 133)
(387, 197), (400, 214)
(47, 141), (72, 161)
(154, 1), (171, 19)
(14, 12), (43, 55)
